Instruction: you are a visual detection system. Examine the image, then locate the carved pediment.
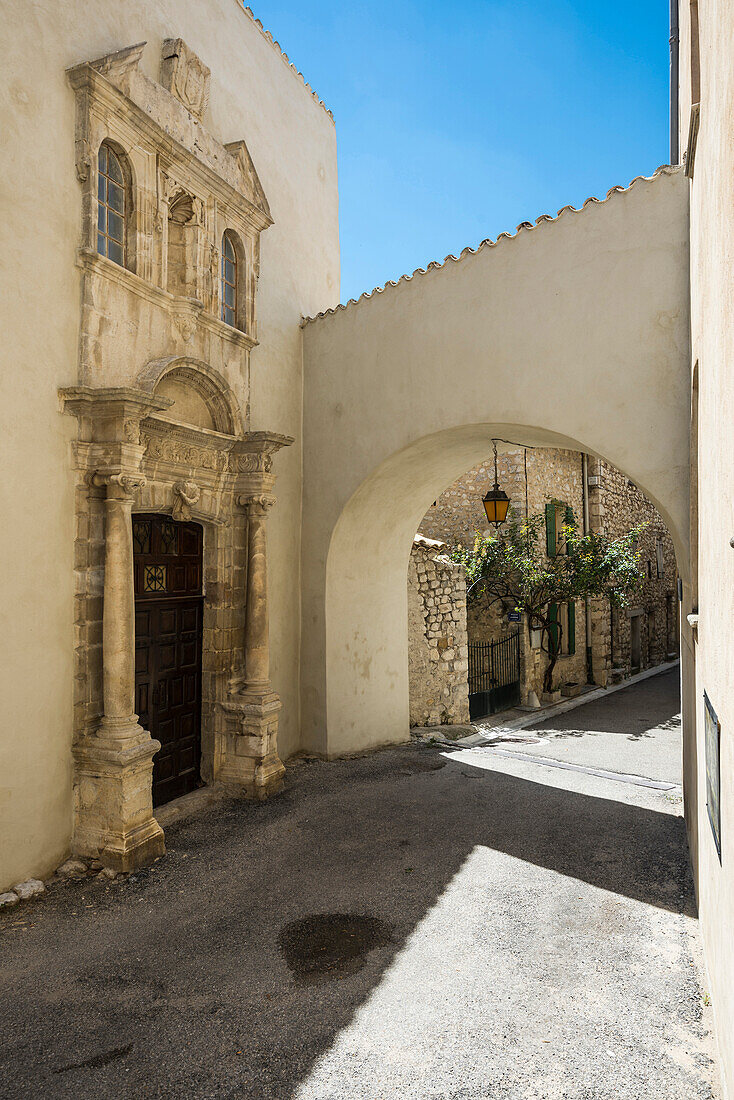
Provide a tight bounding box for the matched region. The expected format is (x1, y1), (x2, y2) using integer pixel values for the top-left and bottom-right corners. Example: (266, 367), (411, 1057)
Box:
(225, 141), (272, 224)
(88, 41), (146, 84)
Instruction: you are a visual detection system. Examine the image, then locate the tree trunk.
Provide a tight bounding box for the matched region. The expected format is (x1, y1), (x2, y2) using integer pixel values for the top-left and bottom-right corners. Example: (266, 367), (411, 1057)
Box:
(541, 615), (562, 695)
(543, 653), (558, 695)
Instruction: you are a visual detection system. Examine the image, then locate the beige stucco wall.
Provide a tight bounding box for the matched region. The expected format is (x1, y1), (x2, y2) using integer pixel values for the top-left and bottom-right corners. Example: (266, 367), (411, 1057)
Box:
(302, 176), (690, 758)
(678, 1), (734, 1093)
(0, 1), (339, 890)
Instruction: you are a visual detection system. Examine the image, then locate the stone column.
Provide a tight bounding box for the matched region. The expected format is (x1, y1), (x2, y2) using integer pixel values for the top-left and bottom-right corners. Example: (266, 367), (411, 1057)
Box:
(219, 493), (285, 800)
(72, 471), (165, 870)
(242, 495), (274, 692)
(97, 474), (144, 737)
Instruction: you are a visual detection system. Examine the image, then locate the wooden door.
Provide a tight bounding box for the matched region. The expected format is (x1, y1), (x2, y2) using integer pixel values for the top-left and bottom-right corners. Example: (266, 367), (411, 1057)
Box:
(133, 514), (203, 807)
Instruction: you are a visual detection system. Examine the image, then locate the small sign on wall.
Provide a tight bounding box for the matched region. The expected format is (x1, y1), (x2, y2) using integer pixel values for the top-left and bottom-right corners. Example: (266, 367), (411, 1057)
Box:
(704, 692), (722, 862)
(507, 611), (522, 623)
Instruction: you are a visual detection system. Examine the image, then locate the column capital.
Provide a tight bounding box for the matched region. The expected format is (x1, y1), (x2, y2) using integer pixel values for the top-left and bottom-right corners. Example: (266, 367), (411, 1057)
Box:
(231, 431), (294, 497)
(237, 492), (276, 515)
(92, 471), (146, 502)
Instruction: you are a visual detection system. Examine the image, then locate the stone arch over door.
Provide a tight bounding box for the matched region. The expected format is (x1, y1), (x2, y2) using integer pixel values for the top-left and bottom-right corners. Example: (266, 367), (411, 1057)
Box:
(300, 166), (693, 759)
(138, 356), (245, 436)
(61, 381), (292, 872)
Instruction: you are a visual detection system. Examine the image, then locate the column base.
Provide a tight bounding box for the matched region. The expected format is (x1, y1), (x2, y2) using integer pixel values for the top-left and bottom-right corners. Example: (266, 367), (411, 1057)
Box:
(218, 691), (285, 800)
(72, 722), (165, 872)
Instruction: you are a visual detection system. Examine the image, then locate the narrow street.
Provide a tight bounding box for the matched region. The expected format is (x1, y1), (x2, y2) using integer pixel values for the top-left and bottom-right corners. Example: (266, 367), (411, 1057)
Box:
(0, 671), (718, 1099)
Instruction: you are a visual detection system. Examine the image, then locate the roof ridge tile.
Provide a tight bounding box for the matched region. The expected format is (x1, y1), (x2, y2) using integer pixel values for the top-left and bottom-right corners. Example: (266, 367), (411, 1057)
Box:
(302, 164), (679, 325)
(239, 3), (334, 122)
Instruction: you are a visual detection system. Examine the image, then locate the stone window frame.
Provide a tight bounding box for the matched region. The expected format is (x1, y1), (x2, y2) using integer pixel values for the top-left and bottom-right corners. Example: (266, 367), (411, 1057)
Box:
(220, 229), (249, 333)
(67, 42), (272, 347)
(96, 140), (136, 271)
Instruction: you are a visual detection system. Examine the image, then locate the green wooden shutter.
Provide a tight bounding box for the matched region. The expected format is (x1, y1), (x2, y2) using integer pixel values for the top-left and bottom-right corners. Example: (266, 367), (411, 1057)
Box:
(564, 505), (574, 555)
(567, 600), (576, 655)
(546, 503), (556, 557)
(548, 603), (560, 655)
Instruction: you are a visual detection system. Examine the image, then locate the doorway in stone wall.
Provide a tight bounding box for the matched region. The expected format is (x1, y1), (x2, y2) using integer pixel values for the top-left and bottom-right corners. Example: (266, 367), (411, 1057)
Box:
(133, 514), (204, 807)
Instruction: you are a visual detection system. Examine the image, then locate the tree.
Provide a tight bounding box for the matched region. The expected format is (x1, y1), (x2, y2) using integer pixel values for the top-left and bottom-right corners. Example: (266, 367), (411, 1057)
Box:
(450, 505), (646, 695)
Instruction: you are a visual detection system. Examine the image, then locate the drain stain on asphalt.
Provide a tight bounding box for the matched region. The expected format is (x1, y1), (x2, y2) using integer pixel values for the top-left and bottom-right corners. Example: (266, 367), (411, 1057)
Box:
(399, 757), (447, 775)
(279, 913), (391, 983)
(54, 1043), (133, 1073)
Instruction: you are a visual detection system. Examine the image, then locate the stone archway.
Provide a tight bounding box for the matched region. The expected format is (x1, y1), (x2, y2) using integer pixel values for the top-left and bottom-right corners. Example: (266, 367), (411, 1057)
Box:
(318, 424), (687, 758)
(137, 355), (245, 436)
(300, 166), (692, 759)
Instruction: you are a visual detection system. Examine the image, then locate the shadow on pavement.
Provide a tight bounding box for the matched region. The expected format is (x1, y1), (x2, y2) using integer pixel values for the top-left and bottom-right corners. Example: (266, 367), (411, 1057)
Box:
(530, 668), (681, 738)
(0, 740), (694, 1099)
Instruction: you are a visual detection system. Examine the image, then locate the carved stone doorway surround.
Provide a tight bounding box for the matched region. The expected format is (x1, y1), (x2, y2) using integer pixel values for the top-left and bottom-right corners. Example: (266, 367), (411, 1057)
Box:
(61, 386), (292, 870)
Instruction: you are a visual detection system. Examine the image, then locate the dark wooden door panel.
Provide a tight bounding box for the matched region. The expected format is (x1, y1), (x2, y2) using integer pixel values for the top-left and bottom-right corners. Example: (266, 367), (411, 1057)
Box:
(133, 515), (203, 807)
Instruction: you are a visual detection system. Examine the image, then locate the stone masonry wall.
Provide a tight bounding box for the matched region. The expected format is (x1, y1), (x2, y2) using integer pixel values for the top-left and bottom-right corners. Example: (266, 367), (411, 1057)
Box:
(418, 447), (678, 701)
(421, 448), (587, 699)
(408, 536), (470, 726)
(588, 458), (679, 684)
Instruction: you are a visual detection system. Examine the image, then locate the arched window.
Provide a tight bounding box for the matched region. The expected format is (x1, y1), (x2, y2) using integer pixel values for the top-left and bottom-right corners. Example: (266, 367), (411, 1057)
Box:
(221, 232), (238, 327)
(97, 143), (126, 266)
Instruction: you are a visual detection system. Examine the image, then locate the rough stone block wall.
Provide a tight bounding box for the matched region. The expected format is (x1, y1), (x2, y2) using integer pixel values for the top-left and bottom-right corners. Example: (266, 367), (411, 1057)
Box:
(421, 447), (588, 698)
(418, 446), (678, 700)
(589, 458), (679, 682)
(407, 536), (470, 726)
(420, 447), (584, 550)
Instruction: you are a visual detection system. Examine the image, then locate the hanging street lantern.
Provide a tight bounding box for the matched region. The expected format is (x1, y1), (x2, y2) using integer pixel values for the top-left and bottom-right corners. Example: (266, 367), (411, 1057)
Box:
(482, 439), (511, 527)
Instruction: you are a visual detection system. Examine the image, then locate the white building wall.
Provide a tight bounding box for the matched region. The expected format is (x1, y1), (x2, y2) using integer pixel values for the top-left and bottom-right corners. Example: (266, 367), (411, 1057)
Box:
(678, 1), (734, 1093)
(0, 0), (339, 889)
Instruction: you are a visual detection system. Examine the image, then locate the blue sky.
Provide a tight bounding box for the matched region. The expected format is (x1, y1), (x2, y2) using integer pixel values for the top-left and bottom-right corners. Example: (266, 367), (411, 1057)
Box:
(258, 0), (670, 304)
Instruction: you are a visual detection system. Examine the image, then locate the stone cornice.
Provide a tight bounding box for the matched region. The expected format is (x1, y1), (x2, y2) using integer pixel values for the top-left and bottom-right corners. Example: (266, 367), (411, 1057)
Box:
(61, 386), (173, 443)
(76, 249), (258, 352)
(233, 432), (295, 457)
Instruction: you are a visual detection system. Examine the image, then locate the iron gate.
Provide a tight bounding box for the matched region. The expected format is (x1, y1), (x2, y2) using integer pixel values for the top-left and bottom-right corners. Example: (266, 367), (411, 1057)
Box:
(468, 632), (521, 720)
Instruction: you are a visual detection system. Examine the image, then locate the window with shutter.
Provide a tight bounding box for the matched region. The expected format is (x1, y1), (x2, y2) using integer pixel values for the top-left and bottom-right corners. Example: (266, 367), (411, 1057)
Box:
(546, 503), (556, 557)
(548, 603), (560, 655)
(567, 600), (576, 654)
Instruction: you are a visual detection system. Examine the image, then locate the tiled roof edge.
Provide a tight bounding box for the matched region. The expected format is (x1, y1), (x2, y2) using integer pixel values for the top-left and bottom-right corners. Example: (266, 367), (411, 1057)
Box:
(238, 3), (334, 122)
(302, 164), (679, 324)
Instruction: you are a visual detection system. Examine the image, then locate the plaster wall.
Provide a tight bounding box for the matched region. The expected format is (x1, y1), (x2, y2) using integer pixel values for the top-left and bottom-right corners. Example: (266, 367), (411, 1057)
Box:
(0, 1), (339, 889)
(301, 169), (690, 757)
(678, 1), (734, 1092)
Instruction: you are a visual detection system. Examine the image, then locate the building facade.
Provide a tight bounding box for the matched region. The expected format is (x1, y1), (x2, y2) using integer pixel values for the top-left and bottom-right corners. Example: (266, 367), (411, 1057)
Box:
(1, 2), (339, 883)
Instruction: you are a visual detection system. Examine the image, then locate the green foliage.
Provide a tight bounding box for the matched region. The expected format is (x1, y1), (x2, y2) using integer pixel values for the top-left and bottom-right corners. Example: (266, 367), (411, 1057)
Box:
(450, 505), (647, 692)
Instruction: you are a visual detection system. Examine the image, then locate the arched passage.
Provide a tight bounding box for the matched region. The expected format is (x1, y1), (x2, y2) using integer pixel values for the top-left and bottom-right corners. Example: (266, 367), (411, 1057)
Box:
(322, 424), (686, 755)
(301, 166), (692, 757)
